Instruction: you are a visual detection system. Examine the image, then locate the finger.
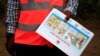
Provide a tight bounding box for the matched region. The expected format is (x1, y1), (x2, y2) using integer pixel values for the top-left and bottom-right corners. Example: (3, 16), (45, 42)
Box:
(64, 17), (70, 22)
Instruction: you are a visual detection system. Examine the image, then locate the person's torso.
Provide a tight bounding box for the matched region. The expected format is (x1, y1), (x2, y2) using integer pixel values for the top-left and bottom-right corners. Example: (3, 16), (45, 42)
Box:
(15, 0), (66, 48)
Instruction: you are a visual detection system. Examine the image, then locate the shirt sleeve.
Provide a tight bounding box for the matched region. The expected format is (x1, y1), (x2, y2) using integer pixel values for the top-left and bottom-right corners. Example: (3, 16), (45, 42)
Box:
(64, 0), (79, 15)
(6, 0), (20, 33)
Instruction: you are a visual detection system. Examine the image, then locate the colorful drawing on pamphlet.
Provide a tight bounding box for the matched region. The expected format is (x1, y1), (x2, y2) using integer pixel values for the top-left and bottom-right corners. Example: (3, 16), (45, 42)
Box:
(45, 15), (60, 30)
(36, 8), (94, 56)
(45, 14), (69, 37)
(76, 33), (87, 49)
(45, 14), (88, 49)
(54, 21), (69, 37)
(63, 27), (78, 47)
(63, 27), (88, 49)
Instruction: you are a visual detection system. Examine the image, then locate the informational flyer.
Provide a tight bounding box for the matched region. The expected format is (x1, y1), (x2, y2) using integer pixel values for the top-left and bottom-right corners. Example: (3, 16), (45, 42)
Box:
(36, 8), (94, 56)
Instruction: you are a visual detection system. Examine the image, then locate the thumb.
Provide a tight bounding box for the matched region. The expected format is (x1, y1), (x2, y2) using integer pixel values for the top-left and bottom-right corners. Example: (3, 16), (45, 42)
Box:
(63, 10), (71, 22)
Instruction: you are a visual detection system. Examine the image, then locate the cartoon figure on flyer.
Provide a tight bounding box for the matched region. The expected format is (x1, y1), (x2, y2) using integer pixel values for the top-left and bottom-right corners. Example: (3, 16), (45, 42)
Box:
(76, 33), (87, 49)
(67, 32), (87, 49)
(68, 32), (77, 45)
(54, 21), (69, 37)
(46, 15), (60, 30)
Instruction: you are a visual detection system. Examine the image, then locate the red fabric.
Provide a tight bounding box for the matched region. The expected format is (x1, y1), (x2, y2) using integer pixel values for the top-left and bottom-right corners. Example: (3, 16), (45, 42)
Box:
(15, 28), (53, 48)
(50, 0), (65, 6)
(20, 0), (28, 4)
(19, 9), (50, 24)
(34, 0), (50, 2)
(15, 0), (64, 47)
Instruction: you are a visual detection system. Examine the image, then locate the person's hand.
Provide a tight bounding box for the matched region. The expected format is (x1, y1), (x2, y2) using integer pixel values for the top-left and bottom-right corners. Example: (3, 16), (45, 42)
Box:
(6, 32), (15, 56)
(63, 10), (71, 22)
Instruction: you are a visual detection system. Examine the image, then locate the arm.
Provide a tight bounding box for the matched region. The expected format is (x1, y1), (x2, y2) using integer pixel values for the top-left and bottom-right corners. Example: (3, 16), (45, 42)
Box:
(5, 0), (20, 55)
(6, 0), (20, 34)
(64, 0), (79, 15)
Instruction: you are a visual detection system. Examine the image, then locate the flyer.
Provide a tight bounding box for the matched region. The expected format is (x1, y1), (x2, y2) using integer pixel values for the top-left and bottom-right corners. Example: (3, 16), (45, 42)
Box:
(36, 8), (94, 56)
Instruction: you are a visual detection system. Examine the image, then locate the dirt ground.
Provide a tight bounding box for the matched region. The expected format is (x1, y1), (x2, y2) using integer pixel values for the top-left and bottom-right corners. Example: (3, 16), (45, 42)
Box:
(0, 16), (100, 56)
(0, 18), (10, 56)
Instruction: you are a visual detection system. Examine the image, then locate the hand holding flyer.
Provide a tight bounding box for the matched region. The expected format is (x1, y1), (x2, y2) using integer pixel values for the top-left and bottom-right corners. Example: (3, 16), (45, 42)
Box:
(36, 8), (94, 56)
